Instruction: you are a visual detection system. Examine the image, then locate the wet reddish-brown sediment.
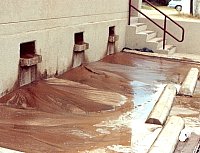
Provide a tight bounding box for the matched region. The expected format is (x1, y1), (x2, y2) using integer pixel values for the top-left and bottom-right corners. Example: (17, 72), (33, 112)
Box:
(0, 79), (132, 152)
(0, 52), (200, 152)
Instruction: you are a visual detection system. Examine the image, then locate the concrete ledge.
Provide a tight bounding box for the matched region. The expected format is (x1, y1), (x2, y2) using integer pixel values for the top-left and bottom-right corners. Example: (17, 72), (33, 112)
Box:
(123, 49), (200, 64)
(20, 54), (42, 67)
(146, 84), (177, 125)
(108, 35), (119, 43)
(179, 68), (199, 96)
(148, 116), (185, 153)
(73, 43), (89, 52)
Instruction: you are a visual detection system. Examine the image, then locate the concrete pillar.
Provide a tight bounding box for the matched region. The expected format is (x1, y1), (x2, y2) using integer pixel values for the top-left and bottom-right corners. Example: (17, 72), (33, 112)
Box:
(148, 116), (185, 153)
(195, 0), (200, 16)
(131, 0), (142, 16)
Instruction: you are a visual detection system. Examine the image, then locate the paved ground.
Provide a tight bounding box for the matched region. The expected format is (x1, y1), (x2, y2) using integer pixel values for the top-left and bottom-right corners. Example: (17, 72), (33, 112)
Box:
(0, 52), (200, 152)
(142, 5), (200, 22)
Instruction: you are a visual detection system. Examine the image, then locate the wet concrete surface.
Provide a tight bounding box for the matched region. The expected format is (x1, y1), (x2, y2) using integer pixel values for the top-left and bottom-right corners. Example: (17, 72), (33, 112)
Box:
(0, 52), (200, 152)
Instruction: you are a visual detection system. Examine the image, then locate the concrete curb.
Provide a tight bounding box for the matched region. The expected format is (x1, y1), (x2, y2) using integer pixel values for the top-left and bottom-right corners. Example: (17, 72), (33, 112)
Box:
(123, 49), (200, 64)
(179, 68), (199, 96)
(146, 84), (177, 125)
(148, 116), (185, 153)
(0, 147), (23, 153)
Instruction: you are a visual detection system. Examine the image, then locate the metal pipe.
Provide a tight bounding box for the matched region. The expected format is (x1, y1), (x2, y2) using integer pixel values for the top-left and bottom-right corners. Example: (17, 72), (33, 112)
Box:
(128, 0), (131, 25)
(163, 16), (167, 50)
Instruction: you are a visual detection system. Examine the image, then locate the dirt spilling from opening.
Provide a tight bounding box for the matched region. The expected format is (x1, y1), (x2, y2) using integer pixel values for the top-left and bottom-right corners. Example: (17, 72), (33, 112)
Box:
(0, 52), (200, 152)
(0, 78), (132, 152)
(0, 79), (129, 114)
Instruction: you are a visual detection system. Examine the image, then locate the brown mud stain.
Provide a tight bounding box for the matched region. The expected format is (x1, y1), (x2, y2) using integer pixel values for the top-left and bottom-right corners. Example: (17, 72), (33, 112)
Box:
(62, 52), (200, 87)
(0, 52), (200, 152)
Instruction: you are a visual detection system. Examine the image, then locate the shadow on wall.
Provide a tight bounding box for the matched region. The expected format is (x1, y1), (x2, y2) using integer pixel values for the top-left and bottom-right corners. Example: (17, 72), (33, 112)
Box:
(106, 26), (119, 55)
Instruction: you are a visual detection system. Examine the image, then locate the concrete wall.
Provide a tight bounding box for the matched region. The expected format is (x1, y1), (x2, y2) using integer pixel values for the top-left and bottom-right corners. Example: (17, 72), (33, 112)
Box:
(139, 17), (200, 55)
(132, 0), (142, 16)
(182, 0), (191, 14)
(0, 0), (129, 96)
(194, 0), (200, 16)
(182, 0), (200, 17)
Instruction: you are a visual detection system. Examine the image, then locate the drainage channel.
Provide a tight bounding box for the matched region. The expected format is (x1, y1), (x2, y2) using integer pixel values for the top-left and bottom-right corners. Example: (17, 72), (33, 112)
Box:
(194, 139), (200, 153)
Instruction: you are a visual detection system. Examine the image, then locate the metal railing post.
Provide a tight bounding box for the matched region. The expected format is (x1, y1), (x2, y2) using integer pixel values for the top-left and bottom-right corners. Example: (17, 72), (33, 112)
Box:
(128, 0), (131, 25)
(129, 0), (185, 46)
(163, 16), (167, 50)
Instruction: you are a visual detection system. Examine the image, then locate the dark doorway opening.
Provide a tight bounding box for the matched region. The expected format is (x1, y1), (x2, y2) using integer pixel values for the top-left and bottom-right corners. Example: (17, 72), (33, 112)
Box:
(19, 41), (37, 86)
(109, 26), (115, 36)
(74, 32), (84, 45)
(20, 41), (35, 58)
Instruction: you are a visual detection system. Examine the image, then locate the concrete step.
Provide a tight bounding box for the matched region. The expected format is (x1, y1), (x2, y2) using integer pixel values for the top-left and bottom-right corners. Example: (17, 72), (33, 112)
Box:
(155, 45), (176, 55)
(137, 30), (157, 41)
(130, 23), (147, 33)
(147, 37), (165, 51)
(130, 17), (139, 23)
(125, 22), (177, 55)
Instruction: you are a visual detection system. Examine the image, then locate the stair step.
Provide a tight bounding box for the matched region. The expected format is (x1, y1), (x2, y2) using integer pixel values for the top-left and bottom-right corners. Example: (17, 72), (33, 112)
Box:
(130, 17), (139, 23)
(148, 37), (163, 43)
(147, 37), (165, 50)
(156, 45), (176, 55)
(130, 23), (147, 33)
(126, 22), (177, 56)
(137, 30), (157, 41)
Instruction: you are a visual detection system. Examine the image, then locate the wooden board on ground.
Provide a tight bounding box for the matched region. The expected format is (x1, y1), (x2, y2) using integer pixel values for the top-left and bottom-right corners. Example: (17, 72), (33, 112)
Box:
(174, 133), (200, 153)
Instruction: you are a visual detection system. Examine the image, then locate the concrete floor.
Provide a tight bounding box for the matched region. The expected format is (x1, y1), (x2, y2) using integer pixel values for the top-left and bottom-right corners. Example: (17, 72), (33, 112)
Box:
(0, 52), (200, 152)
(142, 5), (200, 22)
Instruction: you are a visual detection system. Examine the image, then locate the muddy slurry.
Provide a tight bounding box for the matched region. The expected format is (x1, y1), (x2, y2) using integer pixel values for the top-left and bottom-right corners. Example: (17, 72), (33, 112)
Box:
(0, 80), (132, 152)
(0, 52), (200, 152)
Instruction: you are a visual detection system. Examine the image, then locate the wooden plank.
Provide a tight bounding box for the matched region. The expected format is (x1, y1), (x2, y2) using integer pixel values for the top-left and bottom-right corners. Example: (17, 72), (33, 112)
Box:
(175, 133), (200, 153)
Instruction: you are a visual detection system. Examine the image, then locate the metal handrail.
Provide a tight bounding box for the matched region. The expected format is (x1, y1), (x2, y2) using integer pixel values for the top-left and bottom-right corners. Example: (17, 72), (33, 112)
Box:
(128, 0), (185, 50)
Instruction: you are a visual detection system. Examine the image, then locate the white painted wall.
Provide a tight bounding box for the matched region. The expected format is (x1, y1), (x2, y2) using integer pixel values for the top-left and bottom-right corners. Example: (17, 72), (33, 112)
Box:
(194, 0), (200, 16)
(182, 0), (200, 16)
(182, 0), (191, 14)
(0, 0), (129, 96)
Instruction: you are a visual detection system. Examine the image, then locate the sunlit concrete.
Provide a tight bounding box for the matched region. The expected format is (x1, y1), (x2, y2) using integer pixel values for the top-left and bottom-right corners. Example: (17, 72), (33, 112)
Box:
(179, 68), (199, 96)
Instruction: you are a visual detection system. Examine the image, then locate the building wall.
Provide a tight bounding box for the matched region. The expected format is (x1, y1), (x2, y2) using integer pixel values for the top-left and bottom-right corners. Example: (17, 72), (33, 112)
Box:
(132, 0), (142, 16)
(0, 0), (129, 96)
(183, 0), (200, 16)
(139, 17), (200, 55)
(194, 0), (200, 16)
(182, 0), (191, 14)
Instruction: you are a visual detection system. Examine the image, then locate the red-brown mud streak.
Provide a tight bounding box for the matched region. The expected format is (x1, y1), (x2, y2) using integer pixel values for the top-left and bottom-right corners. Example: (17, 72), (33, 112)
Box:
(0, 52), (200, 152)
